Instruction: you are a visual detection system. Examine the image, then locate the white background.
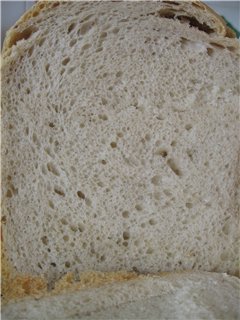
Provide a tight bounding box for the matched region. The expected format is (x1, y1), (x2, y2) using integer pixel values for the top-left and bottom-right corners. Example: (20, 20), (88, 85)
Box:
(1, 1), (240, 48)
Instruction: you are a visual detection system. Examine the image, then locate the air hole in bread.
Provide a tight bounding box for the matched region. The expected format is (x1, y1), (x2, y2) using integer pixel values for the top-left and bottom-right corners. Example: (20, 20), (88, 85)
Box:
(220, 252), (229, 261)
(8, 26), (38, 49)
(123, 231), (130, 240)
(116, 71), (123, 77)
(48, 200), (54, 209)
(78, 21), (95, 35)
(38, 37), (46, 46)
(147, 248), (154, 254)
(186, 202), (193, 208)
(163, 189), (172, 197)
(54, 187), (65, 197)
(100, 255), (106, 261)
(162, 1), (180, 5)
(149, 218), (157, 225)
(100, 97), (107, 105)
(68, 67), (75, 74)
(155, 148), (168, 157)
(28, 46), (34, 57)
(47, 162), (60, 176)
(167, 158), (182, 176)
(98, 114), (108, 121)
(32, 10), (40, 17)
(222, 221), (230, 235)
(32, 133), (40, 146)
(41, 165), (47, 175)
(77, 191), (85, 199)
(179, 15), (214, 34)
(141, 222), (146, 228)
(96, 47), (103, 52)
(210, 42), (225, 49)
(135, 204), (143, 211)
(145, 134), (151, 141)
(62, 57), (70, 65)
(6, 190), (12, 198)
(82, 43), (91, 51)
(117, 132), (124, 138)
(99, 31), (107, 39)
(97, 181), (104, 187)
(158, 9), (214, 34)
(112, 27), (120, 34)
(191, 2), (204, 9)
(204, 161), (209, 167)
(52, 2), (60, 8)
(70, 225), (78, 232)
(157, 9), (175, 19)
(68, 23), (76, 34)
(122, 210), (130, 218)
(187, 150), (193, 161)
(65, 261), (71, 268)
(207, 47), (214, 56)
(45, 63), (50, 74)
(41, 236), (49, 245)
(227, 46), (236, 52)
(69, 39), (77, 47)
(185, 124), (193, 131)
(60, 218), (68, 225)
(44, 147), (54, 158)
(78, 223), (85, 232)
(151, 175), (161, 185)
(110, 142), (117, 148)
(63, 235), (69, 242)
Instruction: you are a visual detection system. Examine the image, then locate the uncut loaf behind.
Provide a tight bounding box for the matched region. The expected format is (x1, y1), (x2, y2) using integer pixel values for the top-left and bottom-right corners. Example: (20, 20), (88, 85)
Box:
(2, 272), (240, 320)
(1, 0), (240, 283)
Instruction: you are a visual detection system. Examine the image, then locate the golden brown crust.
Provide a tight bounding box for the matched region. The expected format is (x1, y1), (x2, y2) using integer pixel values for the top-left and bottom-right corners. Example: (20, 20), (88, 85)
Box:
(2, 1), (61, 56)
(1, 236), (46, 303)
(2, 0), (236, 57)
(1, 237), (139, 304)
(192, 0), (227, 36)
(226, 26), (237, 38)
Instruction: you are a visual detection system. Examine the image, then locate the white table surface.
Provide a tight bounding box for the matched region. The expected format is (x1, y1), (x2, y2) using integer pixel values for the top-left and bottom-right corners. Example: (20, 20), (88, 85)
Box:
(1, 1), (240, 48)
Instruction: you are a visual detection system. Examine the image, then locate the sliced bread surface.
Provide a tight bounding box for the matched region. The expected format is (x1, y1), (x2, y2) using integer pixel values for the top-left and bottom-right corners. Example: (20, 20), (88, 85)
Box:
(1, 1), (240, 284)
(2, 272), (240, 320)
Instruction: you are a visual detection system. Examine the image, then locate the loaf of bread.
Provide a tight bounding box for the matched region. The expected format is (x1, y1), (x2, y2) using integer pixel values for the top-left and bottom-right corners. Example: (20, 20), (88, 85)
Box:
(1, 0), (239, 303)
(2, 272), (240, 320)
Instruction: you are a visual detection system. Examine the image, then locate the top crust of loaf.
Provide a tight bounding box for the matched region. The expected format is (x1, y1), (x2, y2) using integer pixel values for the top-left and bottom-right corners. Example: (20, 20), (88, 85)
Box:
(1, 0), (236, 58)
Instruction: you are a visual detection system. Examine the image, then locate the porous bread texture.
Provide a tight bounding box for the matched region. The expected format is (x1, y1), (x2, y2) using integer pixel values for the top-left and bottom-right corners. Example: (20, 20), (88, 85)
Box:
(2, 272), (240, 320)
(1, 0), (240, 284)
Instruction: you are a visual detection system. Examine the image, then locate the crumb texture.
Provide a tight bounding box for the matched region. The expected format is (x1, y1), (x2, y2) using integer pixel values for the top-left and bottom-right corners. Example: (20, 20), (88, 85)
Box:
(1, 1), (240, 282)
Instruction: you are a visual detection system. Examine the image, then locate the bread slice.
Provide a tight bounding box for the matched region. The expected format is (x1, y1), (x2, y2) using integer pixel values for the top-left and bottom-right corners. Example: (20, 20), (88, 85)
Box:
(1, 0), (240, 286)
(2, 272), (240, 320)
